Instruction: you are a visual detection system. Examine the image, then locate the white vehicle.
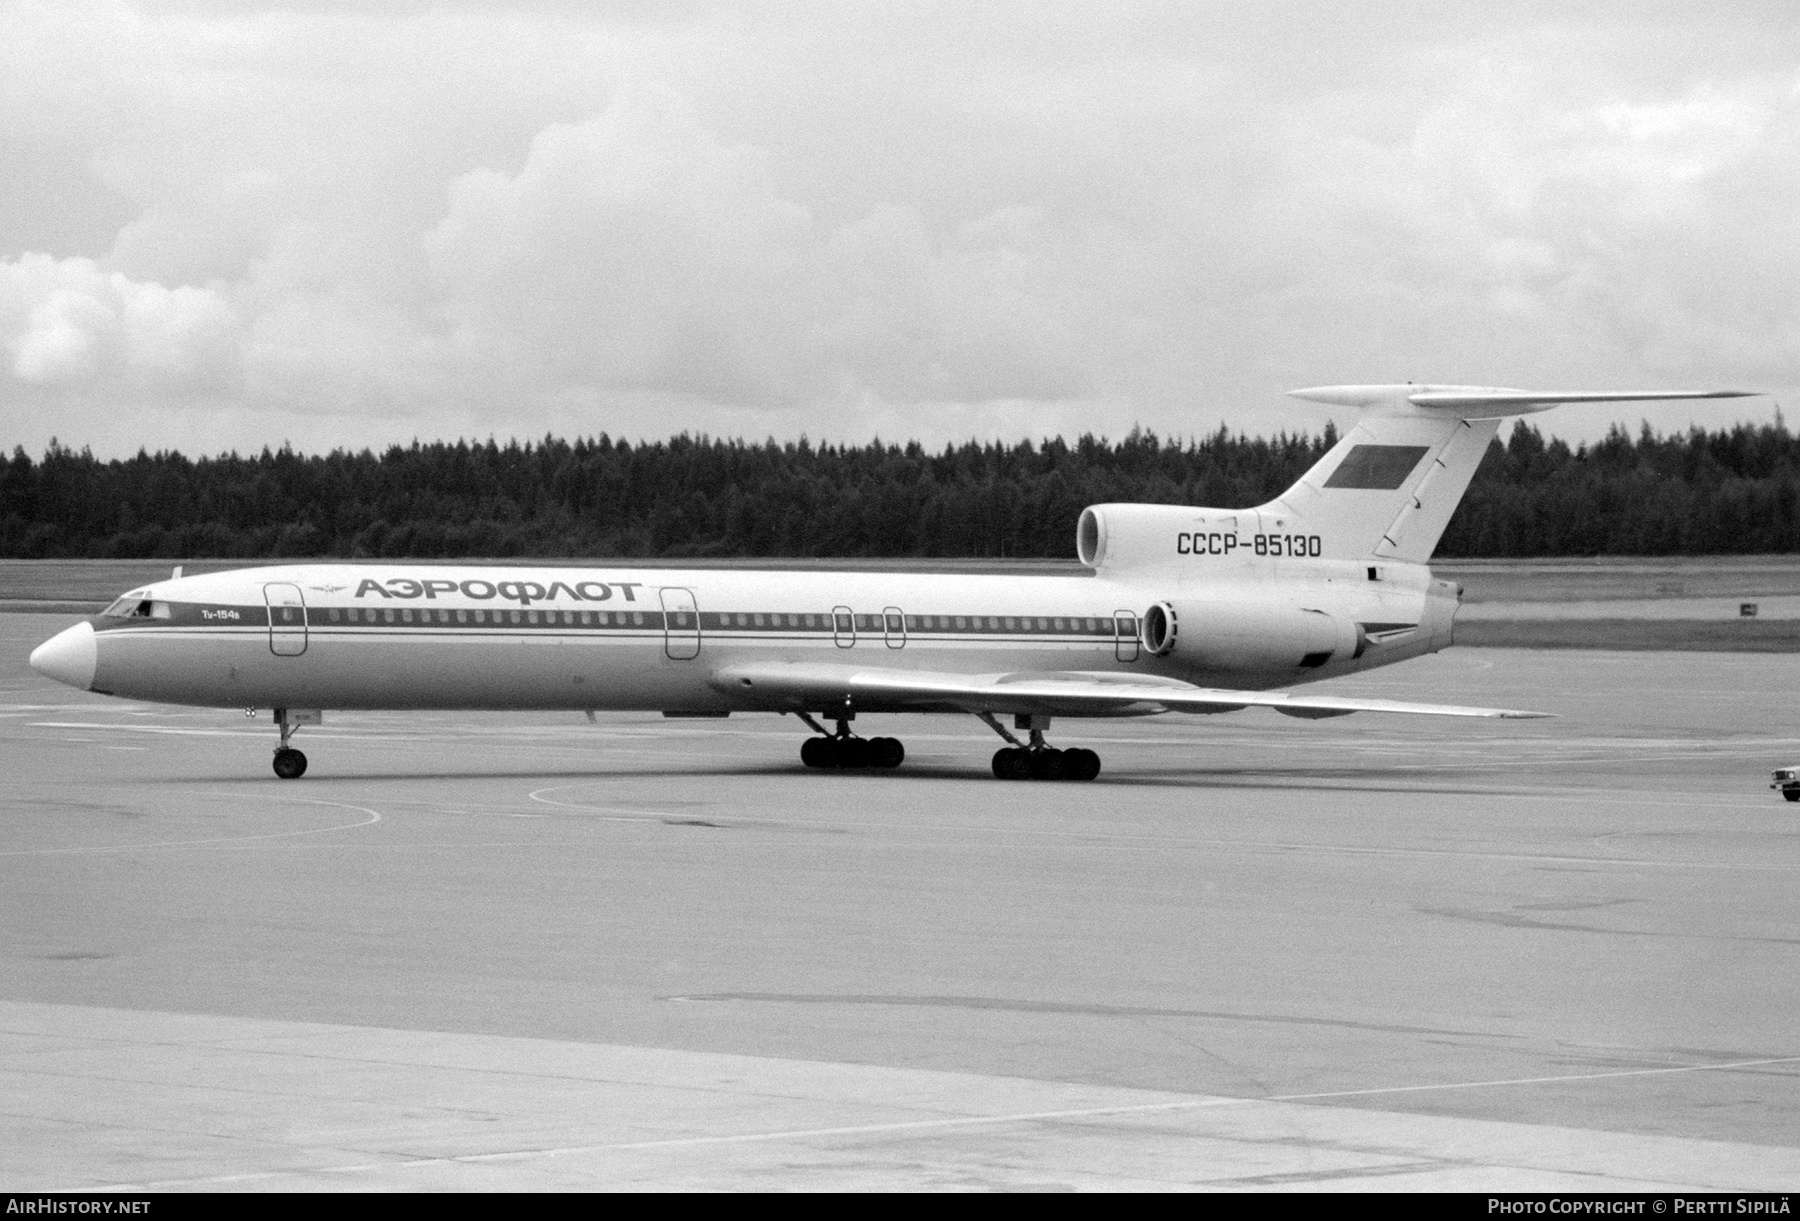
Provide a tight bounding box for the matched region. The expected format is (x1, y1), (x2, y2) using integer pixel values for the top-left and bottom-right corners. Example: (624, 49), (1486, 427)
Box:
(1772, 768), (1800, 802)
(29, 384), (1749, 781)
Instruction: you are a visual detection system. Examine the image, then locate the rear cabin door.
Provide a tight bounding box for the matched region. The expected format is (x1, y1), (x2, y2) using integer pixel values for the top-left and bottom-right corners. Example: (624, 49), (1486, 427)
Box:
(659, 587), (700, 660)
(883, 606), (906, 649)
(1113, 609), (1140, 663)
(832, 605), (856, 648)
(265, 583), (308, 656)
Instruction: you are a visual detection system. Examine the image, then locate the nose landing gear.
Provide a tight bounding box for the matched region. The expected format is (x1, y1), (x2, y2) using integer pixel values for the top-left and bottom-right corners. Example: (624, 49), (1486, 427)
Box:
(268, 708), (320, 779)
(796, 712), (904, 770)
(980, 713), (1100, 782)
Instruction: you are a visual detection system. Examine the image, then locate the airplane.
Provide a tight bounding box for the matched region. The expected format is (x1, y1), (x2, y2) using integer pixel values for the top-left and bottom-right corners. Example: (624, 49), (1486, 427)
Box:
(28, 384), (1752, 781)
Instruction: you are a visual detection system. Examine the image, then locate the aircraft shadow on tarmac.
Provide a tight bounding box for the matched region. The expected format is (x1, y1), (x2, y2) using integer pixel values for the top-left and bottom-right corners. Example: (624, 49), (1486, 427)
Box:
(138, 760), (1541, 799)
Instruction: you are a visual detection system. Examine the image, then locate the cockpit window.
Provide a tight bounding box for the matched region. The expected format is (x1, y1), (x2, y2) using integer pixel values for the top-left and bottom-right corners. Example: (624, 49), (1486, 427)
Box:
(101, 596), (170, 620)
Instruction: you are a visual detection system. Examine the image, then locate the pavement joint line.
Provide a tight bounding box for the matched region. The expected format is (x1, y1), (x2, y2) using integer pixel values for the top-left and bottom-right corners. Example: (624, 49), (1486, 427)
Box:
(72, 1053), (1800, 1191)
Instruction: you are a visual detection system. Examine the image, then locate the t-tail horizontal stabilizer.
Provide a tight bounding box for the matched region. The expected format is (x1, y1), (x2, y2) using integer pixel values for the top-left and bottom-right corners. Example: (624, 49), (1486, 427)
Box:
(1288, 385), (1756, 417)
(1268, 385), (1757, 562)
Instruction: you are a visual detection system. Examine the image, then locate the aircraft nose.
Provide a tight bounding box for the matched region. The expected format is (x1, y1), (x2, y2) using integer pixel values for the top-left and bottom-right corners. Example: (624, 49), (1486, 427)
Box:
(29, 621), (97, 691)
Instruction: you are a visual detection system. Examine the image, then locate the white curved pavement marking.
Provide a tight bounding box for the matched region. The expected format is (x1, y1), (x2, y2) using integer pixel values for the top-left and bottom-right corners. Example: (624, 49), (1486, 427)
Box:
(526, 785), (689, 822)
(0, 796), (382, 856)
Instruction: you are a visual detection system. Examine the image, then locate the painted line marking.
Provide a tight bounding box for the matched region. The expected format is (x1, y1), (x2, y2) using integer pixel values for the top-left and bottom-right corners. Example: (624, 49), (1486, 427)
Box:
(0, 796), (383, 857)
(80, 1053), (1800, 1190)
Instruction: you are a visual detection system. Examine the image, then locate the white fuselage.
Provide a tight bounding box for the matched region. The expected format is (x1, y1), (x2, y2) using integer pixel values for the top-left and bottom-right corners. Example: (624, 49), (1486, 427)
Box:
(54, 560), (1458, 715)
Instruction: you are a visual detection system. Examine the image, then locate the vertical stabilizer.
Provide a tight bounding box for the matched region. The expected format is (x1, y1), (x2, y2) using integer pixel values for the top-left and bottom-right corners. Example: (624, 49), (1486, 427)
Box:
(1265, 385), (1755, 563)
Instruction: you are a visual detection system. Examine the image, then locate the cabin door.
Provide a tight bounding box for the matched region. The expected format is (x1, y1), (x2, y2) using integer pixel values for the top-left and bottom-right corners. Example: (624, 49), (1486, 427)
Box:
(659, 587), (701, 660)
(265, 583), (308, 657)
(1113, 609), (1139, 663)
(883, 606), (906, 649)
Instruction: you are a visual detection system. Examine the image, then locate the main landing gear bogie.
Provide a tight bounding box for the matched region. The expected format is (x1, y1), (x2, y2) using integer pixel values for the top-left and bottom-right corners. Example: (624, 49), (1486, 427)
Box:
(801, 734), (904, 770)
(980, 712), (1101, 782)
(796, 710), (903, 770)
(991, 746), (1100, 782)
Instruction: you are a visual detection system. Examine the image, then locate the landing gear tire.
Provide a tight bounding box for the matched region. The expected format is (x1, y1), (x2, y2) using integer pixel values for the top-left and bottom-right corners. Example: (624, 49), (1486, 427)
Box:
(870, 737), (904, 769)
(801, 737), (834, 768)
(272, 748), (308, 780)
(1064, 748), (1101, 782)
(1027, 748), (1066, 781)
(1785, 789), (1799, 802)
(992, 747), (1030, 780)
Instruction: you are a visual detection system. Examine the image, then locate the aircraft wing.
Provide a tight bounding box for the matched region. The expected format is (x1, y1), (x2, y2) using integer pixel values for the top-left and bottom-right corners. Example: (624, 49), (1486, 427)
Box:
(708, 662), (1552, 720)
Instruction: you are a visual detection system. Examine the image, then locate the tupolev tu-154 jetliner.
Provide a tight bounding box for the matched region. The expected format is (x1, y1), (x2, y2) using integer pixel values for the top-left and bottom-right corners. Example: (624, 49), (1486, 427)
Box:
(30, 384), (1752, 781)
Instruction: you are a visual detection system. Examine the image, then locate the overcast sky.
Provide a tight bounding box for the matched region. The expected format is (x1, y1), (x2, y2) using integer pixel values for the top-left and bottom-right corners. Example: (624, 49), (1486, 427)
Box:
(2, 1), (1796, 459)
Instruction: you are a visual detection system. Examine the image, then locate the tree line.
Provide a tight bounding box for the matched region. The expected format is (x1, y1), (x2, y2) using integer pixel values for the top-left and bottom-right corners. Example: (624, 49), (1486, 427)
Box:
(2, 419), (1796, 560)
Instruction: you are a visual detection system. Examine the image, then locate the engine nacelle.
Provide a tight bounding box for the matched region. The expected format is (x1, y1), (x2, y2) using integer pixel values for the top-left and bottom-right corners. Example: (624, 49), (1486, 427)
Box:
(1140, 599), (1358, 676)
(1078, 503), (1218, 571)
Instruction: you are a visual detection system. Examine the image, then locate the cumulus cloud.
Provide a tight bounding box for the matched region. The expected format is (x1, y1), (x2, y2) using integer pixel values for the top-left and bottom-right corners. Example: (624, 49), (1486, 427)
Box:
(426, 89), (818, 401)
(0, 253), (238, 388)
(425, 88), (1086, 410)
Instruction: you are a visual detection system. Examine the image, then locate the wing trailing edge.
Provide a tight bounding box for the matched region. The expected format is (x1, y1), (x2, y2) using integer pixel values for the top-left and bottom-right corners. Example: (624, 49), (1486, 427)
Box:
(710, 662), (1553, 721)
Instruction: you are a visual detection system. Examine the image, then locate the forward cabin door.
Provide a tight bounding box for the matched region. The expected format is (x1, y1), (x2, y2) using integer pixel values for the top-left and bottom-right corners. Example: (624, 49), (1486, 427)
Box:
(659, 587), (700, 660)
(264, 583), (308, 656)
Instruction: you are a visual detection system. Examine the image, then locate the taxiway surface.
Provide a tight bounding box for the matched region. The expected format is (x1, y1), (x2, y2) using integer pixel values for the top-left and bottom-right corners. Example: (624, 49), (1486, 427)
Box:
(3, 612), (1798, 1190)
